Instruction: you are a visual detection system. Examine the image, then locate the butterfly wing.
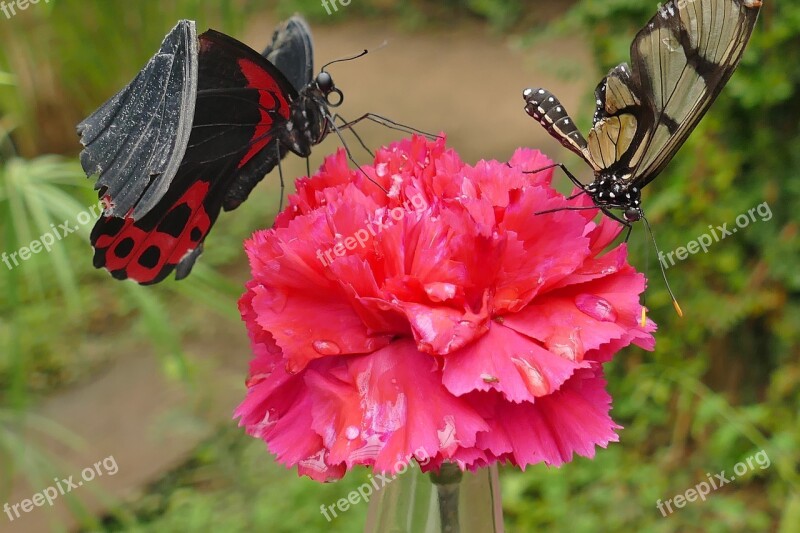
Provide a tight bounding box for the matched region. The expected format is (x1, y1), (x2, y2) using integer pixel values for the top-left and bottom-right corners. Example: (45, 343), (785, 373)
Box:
(90, 26), (299, 284)
(223, 14), (315, 211)
(77, 20), (198, 219)
(589, 0), (762, 185)
(261, 15), (314, 92)
(586, 64), (648, 175)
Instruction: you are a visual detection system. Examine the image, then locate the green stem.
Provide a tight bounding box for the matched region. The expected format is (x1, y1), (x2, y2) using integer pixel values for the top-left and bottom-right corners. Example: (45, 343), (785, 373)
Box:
(431, 463), (463, 533)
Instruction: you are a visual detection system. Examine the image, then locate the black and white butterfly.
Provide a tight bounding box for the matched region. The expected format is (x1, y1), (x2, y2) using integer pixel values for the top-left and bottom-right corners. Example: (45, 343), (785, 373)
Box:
(523, 0), (762, 226)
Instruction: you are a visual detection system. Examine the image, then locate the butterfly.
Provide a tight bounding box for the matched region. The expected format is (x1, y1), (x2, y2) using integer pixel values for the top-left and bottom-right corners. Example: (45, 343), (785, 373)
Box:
(77, 16), (344, 284)
(523, 0), (762, 226)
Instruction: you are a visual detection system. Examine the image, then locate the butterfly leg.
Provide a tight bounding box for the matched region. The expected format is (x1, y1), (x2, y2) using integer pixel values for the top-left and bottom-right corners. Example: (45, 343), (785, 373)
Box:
(566, 190), (587, 201)
(600, 207), (634, 242)
(326, 118), (388, 193)
(276, 141), (286, 212)
(526, 162), (587, 190)
(534, 205), (600, 216)
(329, 113), (374, 157)
(335, 113), (439, 140)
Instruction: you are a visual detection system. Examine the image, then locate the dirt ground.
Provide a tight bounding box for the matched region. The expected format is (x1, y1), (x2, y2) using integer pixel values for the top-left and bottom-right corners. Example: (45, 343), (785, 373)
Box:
(6, 14), (596, 533)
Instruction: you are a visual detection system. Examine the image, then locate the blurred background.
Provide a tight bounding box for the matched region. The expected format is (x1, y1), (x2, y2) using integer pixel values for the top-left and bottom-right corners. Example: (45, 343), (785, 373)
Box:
(0, 0), (797, 531)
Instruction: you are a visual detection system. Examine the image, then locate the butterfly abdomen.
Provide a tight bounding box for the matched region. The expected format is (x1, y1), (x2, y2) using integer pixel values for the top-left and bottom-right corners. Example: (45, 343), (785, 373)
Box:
(523, 88), (589, 157)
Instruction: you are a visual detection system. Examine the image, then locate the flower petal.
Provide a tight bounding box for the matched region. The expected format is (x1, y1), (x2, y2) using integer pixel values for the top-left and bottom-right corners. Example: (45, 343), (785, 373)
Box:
(443, 324), (590, 402)
(306, 340), (489, 474)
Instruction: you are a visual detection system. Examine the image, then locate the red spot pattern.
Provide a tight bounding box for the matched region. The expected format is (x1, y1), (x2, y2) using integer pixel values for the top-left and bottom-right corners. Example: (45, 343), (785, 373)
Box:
(94, 180), (212, 283)
(236, 58), (291, 169)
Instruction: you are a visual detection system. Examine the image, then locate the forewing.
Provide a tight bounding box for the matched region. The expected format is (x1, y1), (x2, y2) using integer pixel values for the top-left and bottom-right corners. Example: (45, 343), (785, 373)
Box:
(261, 15), (314, 91)
(627, 0), (762, 186)
(77, 20), (198, 219)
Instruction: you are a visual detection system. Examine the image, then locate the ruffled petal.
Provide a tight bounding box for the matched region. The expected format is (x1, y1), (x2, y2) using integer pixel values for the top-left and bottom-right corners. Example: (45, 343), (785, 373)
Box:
(305, 340), (489, 474)
(442, 324), (590, 402)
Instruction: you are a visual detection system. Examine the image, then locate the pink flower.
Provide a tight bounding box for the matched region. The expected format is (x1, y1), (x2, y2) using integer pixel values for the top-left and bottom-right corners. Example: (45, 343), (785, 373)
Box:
(235, 135), (656, 481)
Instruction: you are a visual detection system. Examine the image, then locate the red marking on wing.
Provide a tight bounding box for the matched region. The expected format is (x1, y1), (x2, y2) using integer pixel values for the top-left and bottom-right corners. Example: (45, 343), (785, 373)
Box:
(94, 180), (212, 283)
(237, 58), (292, 169)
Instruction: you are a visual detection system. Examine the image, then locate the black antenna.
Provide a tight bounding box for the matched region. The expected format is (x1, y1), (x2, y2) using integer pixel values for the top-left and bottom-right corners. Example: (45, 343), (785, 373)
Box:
(321, 49), (368, 72)
(641, 214), (683, 320)
(642, 217), (650, 327)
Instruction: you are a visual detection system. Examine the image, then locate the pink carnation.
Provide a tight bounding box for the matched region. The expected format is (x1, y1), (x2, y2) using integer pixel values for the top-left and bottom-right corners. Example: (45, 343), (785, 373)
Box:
(235, 135), (656, 481)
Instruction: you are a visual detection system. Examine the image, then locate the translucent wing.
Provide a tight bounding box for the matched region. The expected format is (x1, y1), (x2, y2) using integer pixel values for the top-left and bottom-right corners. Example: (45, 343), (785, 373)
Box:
(587, 64), (646, 174)
(77, 20), (198, 219)
(626, 0), (762, 186)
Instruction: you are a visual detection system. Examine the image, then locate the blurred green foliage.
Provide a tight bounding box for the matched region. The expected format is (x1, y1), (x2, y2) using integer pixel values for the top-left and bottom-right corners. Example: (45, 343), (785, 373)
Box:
(0, 0), (797, 532)
(94, 425), (370, 532)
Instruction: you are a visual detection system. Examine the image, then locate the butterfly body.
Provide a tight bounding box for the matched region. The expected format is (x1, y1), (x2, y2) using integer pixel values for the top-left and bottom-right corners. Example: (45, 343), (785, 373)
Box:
(523, 0), (762, 223)
(281, 73), (334, 157)
(584, 176), (643, 221)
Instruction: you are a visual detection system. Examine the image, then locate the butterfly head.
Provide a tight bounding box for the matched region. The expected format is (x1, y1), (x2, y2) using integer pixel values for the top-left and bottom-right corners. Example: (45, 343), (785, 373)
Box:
(624, 207), (642, 222)
(313, 71), (343, 107)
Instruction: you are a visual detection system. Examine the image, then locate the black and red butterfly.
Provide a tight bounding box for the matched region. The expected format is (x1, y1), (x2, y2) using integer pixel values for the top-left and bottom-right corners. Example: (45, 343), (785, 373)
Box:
(78, 16), (346, 284)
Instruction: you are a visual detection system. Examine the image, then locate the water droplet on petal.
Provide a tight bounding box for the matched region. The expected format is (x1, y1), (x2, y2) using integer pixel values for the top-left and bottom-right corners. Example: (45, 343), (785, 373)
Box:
(582, 264), (619, 276)
(245, 373), (269, 388)
(513, 358), (550, 396)
(364, 337), (387, 352)
(549, 330), (584, 361)
(312, 339), (342, 355)
(345, 426), (360, 440)
(575, 294), (618, 322)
